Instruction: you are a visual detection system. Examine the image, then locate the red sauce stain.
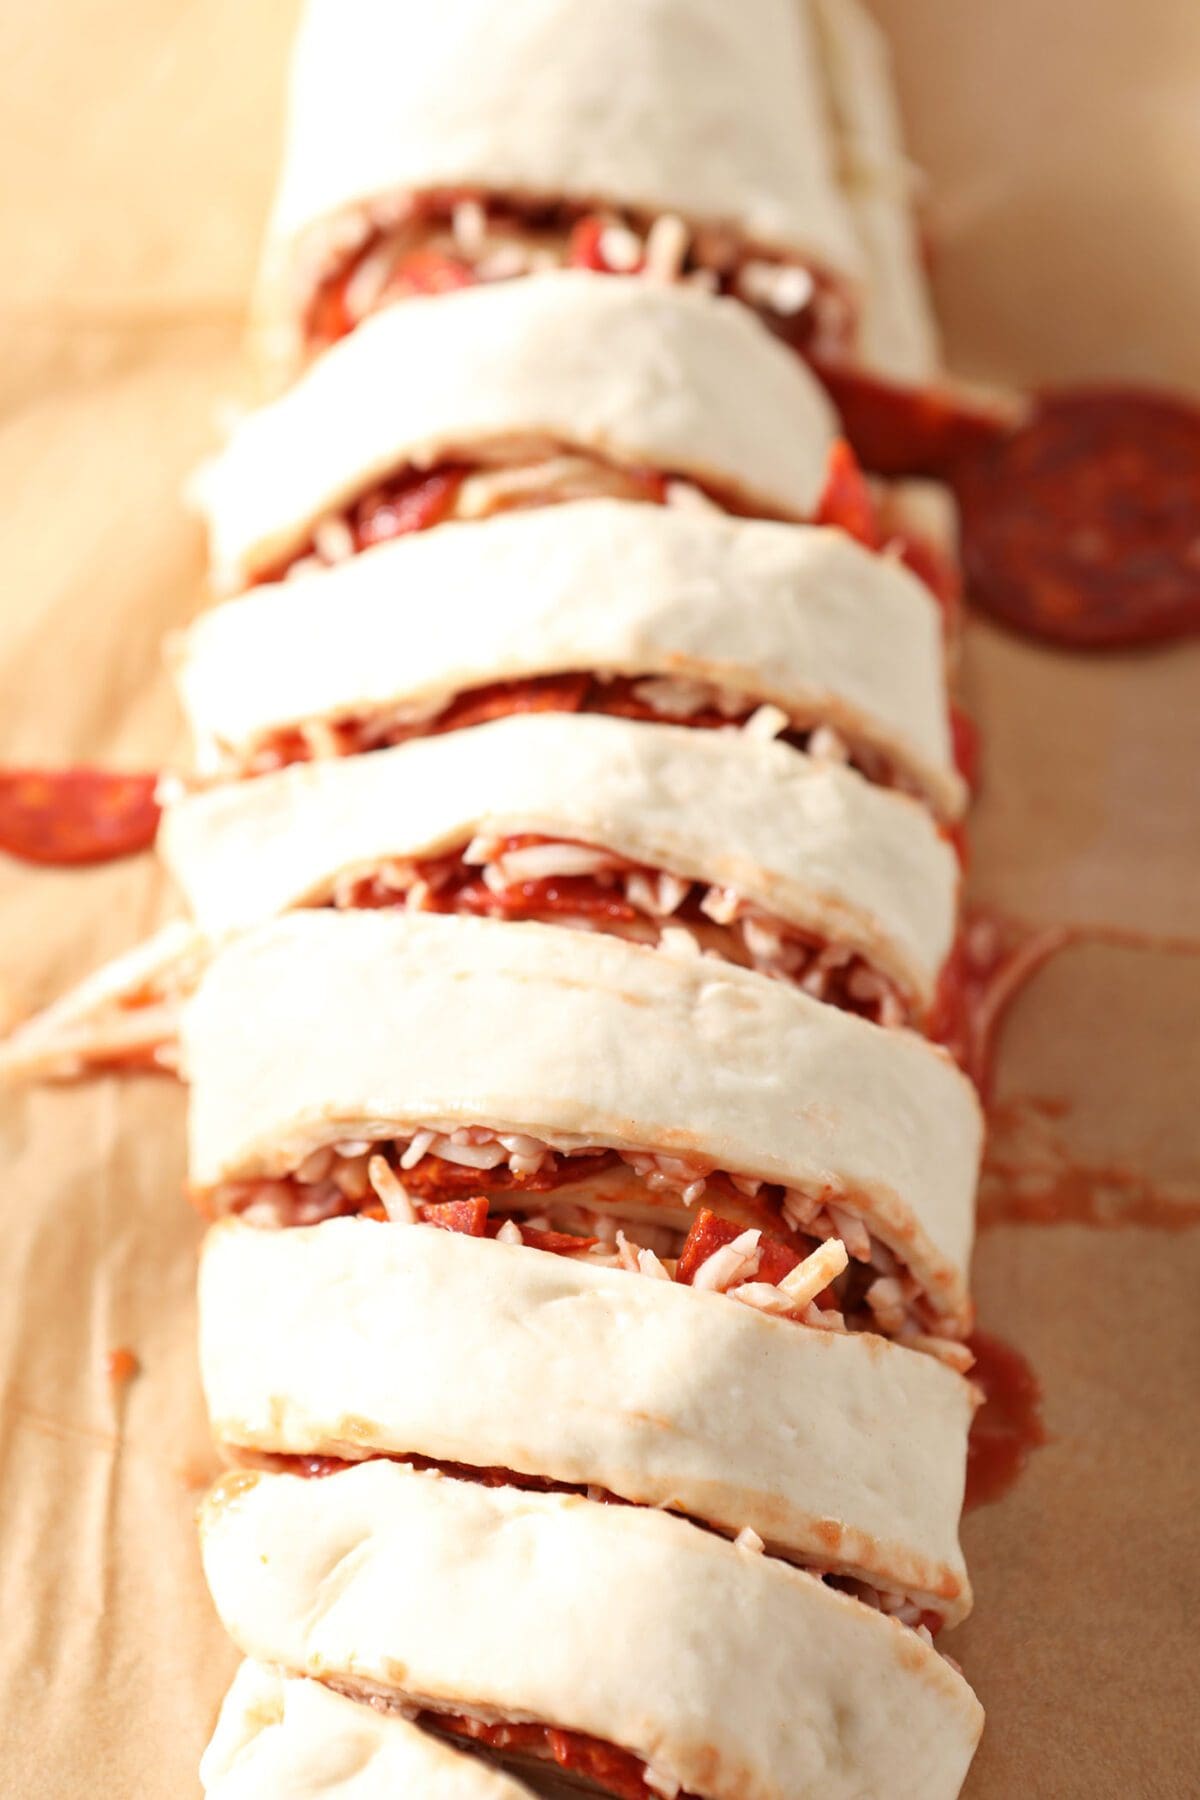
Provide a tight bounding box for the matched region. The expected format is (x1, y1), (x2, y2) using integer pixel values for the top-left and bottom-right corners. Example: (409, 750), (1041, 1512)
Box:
(981, 1095), (1200, 1231)
(934, 914), (1200, 1146)
(106, 1347), (140, 1388)
(964, 1330), (1048, 1510)
(930, 909), (1071, 1099)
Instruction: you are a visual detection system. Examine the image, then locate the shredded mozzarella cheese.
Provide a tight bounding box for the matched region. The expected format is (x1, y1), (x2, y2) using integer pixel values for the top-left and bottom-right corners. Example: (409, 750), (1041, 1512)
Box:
(367, 1156), (415, 1224)
(778, 1238), (850, 1309)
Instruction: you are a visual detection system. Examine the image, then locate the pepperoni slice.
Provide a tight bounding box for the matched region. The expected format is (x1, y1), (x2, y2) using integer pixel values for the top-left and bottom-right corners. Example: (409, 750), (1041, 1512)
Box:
(434, 1716), (667, 1799)
(811, 359), (1014, 478)
(431, 672), (593, 735)
(500, 1222), (601, 1256)
(353, 466), (467, 550)
(954, 387), (1200, 648)
(451, 875), (637, 923)
(402, 1147), (617, 1200)
(755, 1235), (806, 1287)
(310, 245), (478, 346)
(674, 1209), (744, 1284)
(437, 1715), (551, 1756)
(416, 1197), (490, 1237)
(813, 439), (880, 549)
(0, 768), (160, 866)
(383, 248), (477, 299)
(547, 1730), (663, 1800)
(307, 277), (355, 348)
(675, 1207), (806, 1289)
(585, 678), (735, 733)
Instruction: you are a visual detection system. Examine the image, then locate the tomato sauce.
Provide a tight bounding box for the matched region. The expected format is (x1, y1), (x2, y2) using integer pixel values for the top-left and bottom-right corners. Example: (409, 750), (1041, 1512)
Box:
(981, 1095), (1200, 1232)
(432, 1711), (699, 1800)
(964, 1330), (1048, 1510)
(930, 912), (1073, 1098)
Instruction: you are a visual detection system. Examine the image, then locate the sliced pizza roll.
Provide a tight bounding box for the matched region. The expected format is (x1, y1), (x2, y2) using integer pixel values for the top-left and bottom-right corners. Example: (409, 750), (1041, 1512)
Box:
(174, 498), (964, 820)
(201, 1217), (975, 1626)
(255, 0), (869, 377)
(0, 704), (958, 1084)
(193, 271), (839, 590)
(182, 911), (981, 1357)
(200, 1464), (984, 1800)
(203, 1660), (536, 1798)
(1, 708), (955, 1082)
(163, 712), (957, 1023)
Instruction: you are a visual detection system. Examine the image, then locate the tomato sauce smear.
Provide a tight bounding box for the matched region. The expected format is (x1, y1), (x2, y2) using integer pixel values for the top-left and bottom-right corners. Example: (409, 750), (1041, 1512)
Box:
(964, 1330), (1048, 1510)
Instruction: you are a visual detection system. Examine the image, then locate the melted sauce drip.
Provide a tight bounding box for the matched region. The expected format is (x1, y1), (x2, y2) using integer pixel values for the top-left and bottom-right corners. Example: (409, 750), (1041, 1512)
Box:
(941, 918), (1200, 1229)
(981, 1095), (1200, 1231)
(964, 1331), (1048, 1510)
(931, 909), (1072, 1098)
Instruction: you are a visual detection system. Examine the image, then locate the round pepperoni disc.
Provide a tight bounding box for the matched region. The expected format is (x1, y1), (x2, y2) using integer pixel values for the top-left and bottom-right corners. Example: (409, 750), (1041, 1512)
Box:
(0, 768), (160, 866)
(955, 387), (1200, 648)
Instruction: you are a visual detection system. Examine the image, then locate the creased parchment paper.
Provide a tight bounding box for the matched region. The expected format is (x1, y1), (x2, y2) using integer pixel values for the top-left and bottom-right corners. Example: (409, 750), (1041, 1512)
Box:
(1, 2), (1197, 1793)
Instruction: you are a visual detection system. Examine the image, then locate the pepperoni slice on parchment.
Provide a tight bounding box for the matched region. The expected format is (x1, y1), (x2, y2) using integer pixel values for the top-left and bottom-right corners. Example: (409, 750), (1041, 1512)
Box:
(954, 387), (1200, 649)
(0, 768), (160, 866)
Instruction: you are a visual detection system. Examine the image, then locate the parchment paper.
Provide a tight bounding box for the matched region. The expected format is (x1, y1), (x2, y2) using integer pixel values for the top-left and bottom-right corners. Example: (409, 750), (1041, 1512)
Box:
(1, 3), (1197, 1794)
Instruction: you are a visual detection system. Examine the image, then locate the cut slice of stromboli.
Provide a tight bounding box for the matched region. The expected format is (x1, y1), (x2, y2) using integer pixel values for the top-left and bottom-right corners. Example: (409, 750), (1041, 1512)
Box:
(254, 0), (869, 377)
(200, 1218), (975, 1627)
(174, 498), (965, 820)
(0, 706), (957, 1082)
(163, 713), (957, 1021)
(181, 911), (980, 1358)
(193, 271), (840, 590)
(200, 1464), (984, 1800)
(203, 1660), (537, 1798)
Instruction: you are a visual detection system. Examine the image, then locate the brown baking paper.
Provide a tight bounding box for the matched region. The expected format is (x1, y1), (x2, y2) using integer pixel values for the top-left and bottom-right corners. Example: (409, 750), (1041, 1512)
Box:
(1, 2), (1197, 1794)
